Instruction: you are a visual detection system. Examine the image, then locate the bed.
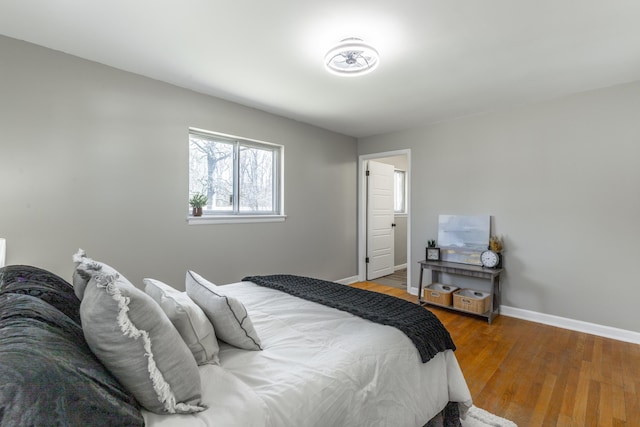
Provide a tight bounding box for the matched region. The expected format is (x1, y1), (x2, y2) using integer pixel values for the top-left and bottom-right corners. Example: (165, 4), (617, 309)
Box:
(0, 256), (472, 427)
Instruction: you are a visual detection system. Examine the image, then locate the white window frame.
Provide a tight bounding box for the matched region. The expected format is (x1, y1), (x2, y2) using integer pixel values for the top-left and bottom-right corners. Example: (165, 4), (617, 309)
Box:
(394, 169), (407, 214)
(188, 128), (285, 225)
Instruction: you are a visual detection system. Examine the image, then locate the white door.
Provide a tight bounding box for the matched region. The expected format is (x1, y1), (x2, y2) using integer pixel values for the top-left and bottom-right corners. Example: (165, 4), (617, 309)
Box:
(366, 160), (395, 280)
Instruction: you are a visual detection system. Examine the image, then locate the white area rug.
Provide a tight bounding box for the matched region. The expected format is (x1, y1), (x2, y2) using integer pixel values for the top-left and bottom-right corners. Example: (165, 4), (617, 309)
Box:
(462, 406), (517, 427)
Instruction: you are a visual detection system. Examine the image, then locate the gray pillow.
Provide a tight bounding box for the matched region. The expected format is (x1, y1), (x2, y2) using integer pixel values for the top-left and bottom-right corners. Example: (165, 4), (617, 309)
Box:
(186, 270), (262, 351)
(144, 278), (220, 365)
(73, 251), (206, 415)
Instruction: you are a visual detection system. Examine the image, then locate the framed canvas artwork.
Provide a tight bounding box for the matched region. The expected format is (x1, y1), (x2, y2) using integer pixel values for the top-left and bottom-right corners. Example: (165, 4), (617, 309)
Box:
(437, 215), (490, 265)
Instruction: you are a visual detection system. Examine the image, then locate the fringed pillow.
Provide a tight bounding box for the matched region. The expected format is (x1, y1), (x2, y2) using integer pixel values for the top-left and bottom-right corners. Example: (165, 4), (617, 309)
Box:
(72, 250), (206, 415)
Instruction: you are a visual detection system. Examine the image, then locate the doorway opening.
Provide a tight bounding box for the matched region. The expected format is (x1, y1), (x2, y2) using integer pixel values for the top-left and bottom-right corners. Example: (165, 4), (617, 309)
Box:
(358, 149), (411, 293)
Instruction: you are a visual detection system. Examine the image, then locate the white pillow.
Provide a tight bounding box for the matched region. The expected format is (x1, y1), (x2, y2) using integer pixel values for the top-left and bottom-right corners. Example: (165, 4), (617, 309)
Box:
(185, 270), (262, 351)
(144, 278), (220, 365)
(72, 250), (205, 415)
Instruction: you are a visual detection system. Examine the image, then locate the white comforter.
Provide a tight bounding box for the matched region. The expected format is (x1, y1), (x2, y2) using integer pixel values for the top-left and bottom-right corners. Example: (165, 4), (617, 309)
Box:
(143, 281), (472, 427)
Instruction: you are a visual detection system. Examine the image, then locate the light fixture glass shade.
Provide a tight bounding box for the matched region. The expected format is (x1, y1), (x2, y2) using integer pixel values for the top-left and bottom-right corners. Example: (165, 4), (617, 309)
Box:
(324, 38), (379, 77)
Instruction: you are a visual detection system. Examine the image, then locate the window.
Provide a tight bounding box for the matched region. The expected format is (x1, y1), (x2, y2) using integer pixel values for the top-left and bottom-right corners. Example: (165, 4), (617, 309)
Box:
(394, 170), (406, 214)
(189, 129), (283, 222)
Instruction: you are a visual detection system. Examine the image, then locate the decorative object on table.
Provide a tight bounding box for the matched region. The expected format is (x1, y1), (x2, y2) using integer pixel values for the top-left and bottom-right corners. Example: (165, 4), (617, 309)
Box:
(189, 193), (208, 217)
(426, 246), (441, 261)
(480, 249), (501, 268)
(426, 239), (440, 261)
(489, 235), (503, 253)
(437, 215), (490, 265)
(481, 235), (503, 268)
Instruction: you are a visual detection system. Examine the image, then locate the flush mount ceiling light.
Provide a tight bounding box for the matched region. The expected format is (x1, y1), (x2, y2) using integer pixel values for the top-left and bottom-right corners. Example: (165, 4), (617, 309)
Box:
(324, 38), (379, 77)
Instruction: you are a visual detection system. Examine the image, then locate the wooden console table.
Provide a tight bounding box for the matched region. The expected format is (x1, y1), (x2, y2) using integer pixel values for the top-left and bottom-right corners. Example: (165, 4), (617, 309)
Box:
(418, 260), (503, 324)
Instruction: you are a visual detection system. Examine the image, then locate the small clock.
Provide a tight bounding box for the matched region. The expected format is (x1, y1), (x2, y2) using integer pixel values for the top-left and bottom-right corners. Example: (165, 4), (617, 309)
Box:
(480, 250), (500, 268)
(426, 247), (440, 261)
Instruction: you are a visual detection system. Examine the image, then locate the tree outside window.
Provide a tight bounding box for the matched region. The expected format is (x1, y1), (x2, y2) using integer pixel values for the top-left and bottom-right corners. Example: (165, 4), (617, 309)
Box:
(189, 130), (281, 215)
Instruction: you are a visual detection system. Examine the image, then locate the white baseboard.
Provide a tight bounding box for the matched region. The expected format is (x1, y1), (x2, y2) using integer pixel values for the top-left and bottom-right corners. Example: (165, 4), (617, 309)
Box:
(338, 264), (405, 286)
(501, 305), (640, 345)
(336, 275), (359, 286)
(394, 263), (407, 271)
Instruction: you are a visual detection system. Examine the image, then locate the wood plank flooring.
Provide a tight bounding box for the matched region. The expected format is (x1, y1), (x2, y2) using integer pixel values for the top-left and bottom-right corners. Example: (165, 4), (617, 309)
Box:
(351, 281), (640, 427)
(370, 269), (407, 290)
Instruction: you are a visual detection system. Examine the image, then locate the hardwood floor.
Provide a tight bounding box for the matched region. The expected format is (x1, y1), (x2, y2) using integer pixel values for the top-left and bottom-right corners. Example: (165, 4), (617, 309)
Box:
(370, 269), (407, 290)
(352, 282), (640, 427)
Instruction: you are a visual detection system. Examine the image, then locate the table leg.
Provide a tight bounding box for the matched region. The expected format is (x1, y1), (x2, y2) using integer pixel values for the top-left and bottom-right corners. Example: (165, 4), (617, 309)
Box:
(418, 265), (424, 304)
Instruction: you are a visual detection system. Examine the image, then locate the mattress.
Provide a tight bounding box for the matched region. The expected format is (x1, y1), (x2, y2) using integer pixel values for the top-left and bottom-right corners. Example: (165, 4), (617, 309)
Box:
(143, 281), (472, 427)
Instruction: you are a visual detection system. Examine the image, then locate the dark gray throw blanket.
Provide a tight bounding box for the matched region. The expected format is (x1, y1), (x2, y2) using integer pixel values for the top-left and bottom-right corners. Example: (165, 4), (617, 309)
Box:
(0, 265), (143, 427)
(242, 274), (456, 363)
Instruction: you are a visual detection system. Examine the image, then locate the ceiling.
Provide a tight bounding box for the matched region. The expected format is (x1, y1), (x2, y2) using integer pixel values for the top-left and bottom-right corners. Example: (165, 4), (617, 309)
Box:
(1, 1), (640, 138)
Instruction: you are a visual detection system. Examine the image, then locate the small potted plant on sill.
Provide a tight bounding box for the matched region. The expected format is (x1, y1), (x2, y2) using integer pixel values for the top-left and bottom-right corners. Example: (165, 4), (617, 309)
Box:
(189, 193), (207, 217)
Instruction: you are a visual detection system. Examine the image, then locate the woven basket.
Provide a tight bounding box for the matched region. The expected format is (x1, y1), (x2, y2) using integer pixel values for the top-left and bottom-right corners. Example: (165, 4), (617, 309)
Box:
(453, 289), (490, 314)
(424, 283), (458, 307)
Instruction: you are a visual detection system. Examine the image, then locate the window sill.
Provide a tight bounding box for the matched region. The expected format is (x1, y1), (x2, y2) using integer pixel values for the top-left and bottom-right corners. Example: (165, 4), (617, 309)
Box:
(187, 214), (287, 225)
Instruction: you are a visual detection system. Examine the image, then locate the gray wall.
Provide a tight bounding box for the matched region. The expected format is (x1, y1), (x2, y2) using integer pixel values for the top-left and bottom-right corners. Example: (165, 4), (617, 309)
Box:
(0, 36), (358, 289)
(359, 81), (640, 333)
(393, 216), (407, 267)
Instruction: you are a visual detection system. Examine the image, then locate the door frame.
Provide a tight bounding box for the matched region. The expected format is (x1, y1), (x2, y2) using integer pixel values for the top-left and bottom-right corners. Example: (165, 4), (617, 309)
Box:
(358, 149), (412, 293)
